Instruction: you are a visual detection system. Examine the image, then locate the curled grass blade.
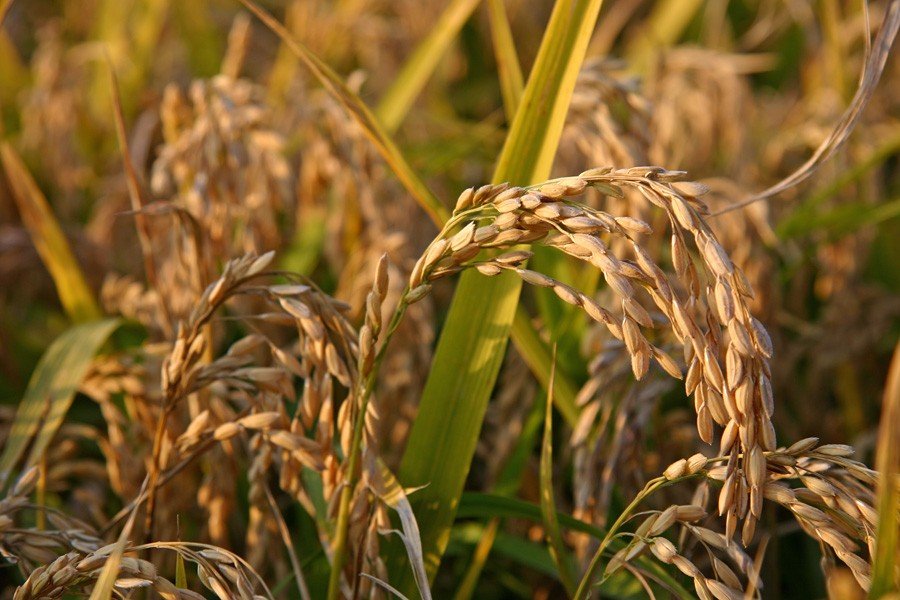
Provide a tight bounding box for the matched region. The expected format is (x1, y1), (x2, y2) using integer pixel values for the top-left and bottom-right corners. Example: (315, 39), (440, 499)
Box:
(777, 131), (900, 239)
(715, 1), (900, 216)
(369, 455), (433, 600)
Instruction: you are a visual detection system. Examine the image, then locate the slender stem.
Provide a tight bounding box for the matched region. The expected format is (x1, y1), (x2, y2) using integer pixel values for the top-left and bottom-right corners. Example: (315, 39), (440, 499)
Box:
(573, 477), (666, 600)
(144, 404), (172, 540)
(326, 297), (411, 600)
(265, 483), (312, 600)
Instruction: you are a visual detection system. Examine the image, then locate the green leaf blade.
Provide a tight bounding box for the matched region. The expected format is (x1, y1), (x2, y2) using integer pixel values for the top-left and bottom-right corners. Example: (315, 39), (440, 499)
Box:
(395, 0), (605, 591)
(0, 318), (121, 490)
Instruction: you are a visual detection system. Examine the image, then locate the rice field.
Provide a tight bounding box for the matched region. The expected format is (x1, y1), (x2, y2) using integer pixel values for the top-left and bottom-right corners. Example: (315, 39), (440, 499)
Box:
(0, 0), (898, 598)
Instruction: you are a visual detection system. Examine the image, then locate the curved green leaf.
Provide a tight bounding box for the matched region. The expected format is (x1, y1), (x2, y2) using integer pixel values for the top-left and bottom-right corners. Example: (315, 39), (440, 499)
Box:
(0, 318), (121, 491)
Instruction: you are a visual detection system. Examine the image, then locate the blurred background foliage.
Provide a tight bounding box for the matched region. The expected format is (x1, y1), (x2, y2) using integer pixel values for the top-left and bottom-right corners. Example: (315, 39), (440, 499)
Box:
(0, 0), (898, 597)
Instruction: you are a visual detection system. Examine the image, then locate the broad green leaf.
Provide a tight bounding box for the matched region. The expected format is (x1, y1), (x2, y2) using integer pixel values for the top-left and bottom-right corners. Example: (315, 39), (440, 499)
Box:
(237, 0), (449, 226)
(486, 0), (524, 120)
(458, 492), (604, 538)
(452, 523), (556, 577)
(540, 359), (576, 595)
(0, 319), (121, 491)
(485, 0), (580, 425)
(492, 0), (604, 184)
(396, 0), (604, 589)
(1, 143), (102, 323)
(375, 0), (482, 133)
(396, 270), (522, 590)
(871, 341), (900, 596)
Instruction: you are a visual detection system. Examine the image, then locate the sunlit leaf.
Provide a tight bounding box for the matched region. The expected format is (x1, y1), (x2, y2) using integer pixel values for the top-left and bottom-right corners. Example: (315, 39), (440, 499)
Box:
(0, 143), (102, 323)
(871, 341), (900, 596)
(395, 0), (605, 590)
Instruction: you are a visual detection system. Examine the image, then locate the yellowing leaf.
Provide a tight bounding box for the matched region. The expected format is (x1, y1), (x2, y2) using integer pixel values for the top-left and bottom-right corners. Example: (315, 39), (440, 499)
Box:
(1, 143), (102, 323)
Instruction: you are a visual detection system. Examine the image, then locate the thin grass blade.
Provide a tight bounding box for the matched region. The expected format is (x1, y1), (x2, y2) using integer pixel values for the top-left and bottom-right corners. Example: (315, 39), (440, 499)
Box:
(486, 0), (524, 120)
(715, 1), (900, 216)
(237, 0), (448, 226)
(540, 357), (577, 595)
(89, 483), (142, 600)
(375, 0), (482, 133)
(1, 143), (102, 323)
(871, 341), (900, 596)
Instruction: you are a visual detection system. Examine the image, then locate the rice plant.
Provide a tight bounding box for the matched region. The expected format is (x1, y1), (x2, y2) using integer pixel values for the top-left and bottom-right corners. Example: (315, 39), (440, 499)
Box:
(0, 0), (898, 598)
